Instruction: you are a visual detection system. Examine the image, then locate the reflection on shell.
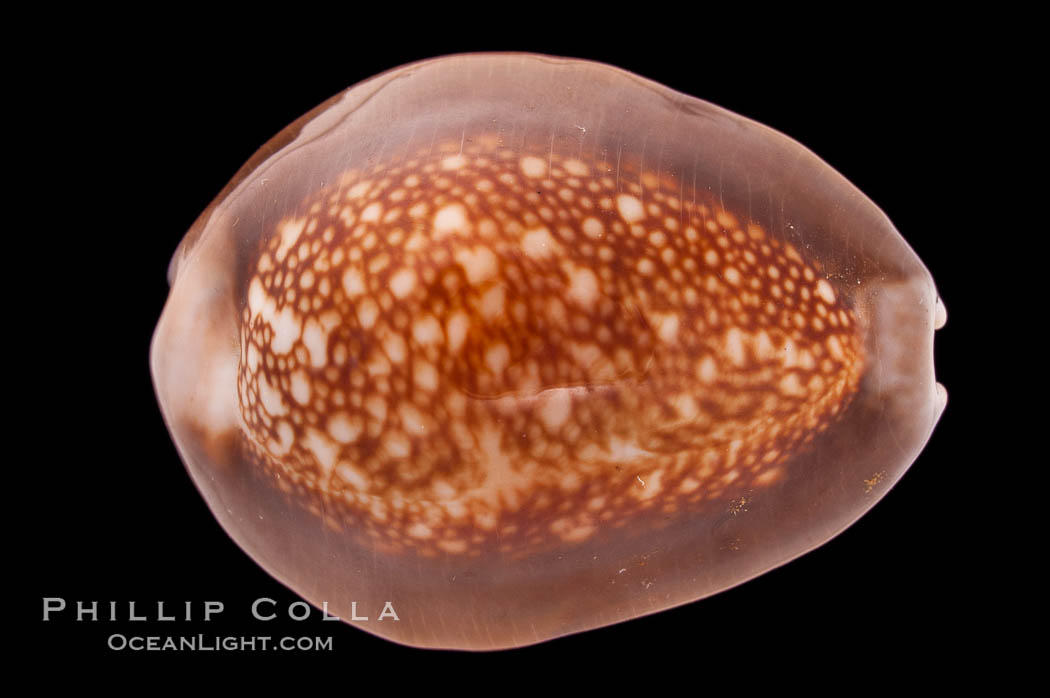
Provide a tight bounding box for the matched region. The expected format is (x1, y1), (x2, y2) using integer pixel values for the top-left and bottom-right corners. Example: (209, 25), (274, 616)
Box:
(152, 53), (945, 650)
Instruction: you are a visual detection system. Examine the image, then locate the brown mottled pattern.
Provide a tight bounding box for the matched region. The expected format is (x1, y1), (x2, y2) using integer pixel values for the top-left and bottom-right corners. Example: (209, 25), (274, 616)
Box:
(235, 135), (864, 557)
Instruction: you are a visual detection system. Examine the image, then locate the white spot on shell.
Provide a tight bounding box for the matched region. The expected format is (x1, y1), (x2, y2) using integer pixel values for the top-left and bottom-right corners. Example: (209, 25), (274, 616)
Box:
(538, 389), (573, 431)
(289, 369), (311, 405)
(441, 154), (467, 170)
(433, 203), (471, 239)
(446, 312), (470, 353)
(328, 412), (363, 444)
(582, 217), (604, 239)
(616, 194), (644, 223)
(360, 202), (382, 223)
(454, 247), (499, 285)
(520, 156), (547, 178)
(275, 217), (306, 262)
(565, 264), (600, 306)
(342, 268), (366, 298)
(816, 278), (837, 304)
(485, 343), (511, 374)
(522, 226), (561, 259)
(302, 427), (339, 476)
(389, 268), (416, 299)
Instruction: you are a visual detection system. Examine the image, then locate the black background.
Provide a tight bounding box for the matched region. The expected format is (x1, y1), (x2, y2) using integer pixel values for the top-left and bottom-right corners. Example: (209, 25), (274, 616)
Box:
(24, 14), (995, 683)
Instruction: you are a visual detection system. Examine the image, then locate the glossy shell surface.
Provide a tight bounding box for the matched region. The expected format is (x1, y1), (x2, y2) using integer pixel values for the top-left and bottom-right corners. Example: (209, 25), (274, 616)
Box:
(151, 53), (946, 650)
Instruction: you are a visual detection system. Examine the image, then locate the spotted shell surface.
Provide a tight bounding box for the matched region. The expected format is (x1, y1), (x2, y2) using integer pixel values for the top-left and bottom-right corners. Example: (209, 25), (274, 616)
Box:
(150, 53), (945, 650)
